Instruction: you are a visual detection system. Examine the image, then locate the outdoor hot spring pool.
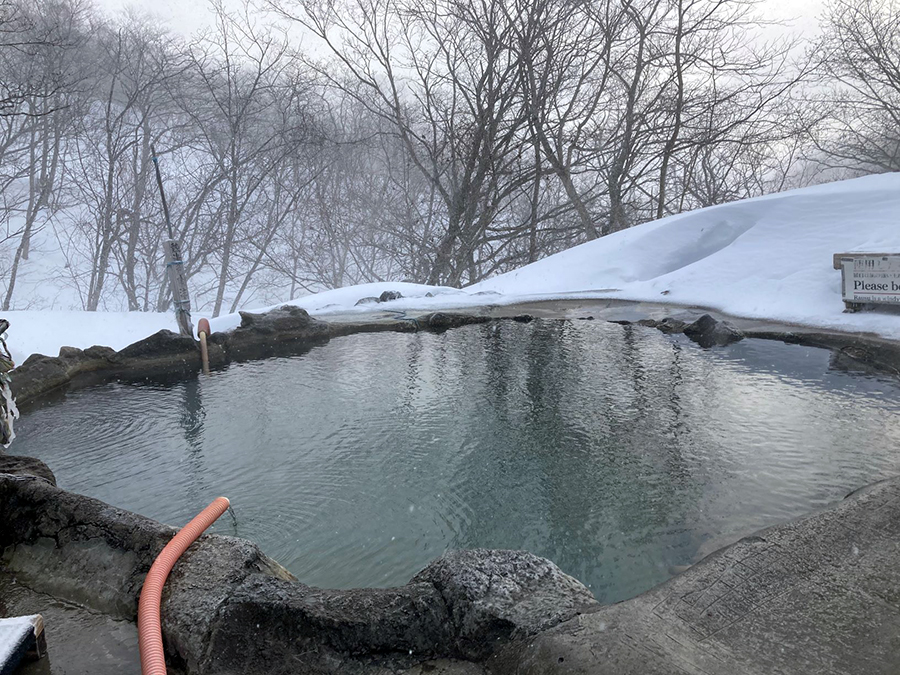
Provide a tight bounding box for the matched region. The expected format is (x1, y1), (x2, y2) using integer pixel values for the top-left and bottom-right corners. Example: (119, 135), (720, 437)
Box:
(13, 320), (900, 603)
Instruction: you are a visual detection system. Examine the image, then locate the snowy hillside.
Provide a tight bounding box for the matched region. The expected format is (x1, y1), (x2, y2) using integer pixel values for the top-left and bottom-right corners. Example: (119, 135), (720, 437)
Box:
(5, 173), (900, 362)
(469, 172), (900, 332)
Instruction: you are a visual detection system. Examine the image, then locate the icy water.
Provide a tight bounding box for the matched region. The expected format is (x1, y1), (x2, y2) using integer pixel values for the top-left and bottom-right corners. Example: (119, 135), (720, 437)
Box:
(13, 320), (900, 603)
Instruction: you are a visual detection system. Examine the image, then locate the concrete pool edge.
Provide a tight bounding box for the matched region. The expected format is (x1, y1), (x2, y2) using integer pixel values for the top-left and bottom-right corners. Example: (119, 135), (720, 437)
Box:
(3, 461), (900, 674)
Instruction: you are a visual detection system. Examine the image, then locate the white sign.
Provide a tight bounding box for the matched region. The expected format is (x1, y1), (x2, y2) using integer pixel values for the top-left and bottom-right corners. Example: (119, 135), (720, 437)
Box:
(842, 255), (900, 305)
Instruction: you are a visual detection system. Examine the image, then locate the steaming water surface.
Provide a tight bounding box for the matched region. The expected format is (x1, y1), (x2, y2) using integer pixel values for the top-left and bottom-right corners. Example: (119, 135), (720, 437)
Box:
(14, 320), (900, 602)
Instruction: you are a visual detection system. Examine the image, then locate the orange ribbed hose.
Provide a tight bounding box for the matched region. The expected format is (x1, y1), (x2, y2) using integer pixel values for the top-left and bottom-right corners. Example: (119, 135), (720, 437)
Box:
(138, 497), (231, 675)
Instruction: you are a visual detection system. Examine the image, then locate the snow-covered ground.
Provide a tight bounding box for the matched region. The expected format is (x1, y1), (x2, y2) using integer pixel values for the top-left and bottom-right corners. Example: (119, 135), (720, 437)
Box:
(2, 311), (177, 366)
(206, 282), (467, 333)
(5, 173), (899, 363)
(471, 172), (900, 329)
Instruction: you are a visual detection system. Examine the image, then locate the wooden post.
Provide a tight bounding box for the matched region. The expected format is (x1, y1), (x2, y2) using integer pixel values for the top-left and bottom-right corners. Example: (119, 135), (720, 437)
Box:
(162, 239), (193, 337)
(152, 144), (193, 338)
(839, 259), (859, 312)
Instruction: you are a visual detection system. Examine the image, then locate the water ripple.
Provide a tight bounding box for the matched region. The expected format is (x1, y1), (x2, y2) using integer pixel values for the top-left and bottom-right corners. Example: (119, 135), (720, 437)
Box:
(13, 321), (900, 602)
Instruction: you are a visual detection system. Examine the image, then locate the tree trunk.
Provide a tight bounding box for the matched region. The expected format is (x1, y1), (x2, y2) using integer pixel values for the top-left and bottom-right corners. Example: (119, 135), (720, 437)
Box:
(3, 110), (60, 310)
(87, 139), (118, 311)
(123, 120), (152, 310)
(213, 161), (240, 318)
(426, 212), (463, 286)
(656, 0), (684, 221)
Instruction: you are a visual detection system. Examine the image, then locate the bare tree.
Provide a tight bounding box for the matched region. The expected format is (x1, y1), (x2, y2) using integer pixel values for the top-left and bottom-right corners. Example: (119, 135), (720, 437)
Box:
(65, 15), (187, 310)
(273, 0), (538, 286)
(0, 0), (830, 313)
(175, 2), (310, 316)
(0, 0), (89, 310)
(813, 0), (900, 173)
(512, 0), (623, 240)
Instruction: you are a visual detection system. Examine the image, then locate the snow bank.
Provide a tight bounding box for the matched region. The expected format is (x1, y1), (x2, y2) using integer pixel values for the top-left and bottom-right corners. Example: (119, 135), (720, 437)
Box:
(469, 172), (900, 337)
(5, 173), (899, 362)
(2, 311), (176, 366)
(207, 282), (463, 333)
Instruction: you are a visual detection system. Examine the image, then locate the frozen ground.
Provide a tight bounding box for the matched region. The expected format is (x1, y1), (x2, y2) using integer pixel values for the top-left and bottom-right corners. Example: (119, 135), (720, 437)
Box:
(4, 172), (899, 363)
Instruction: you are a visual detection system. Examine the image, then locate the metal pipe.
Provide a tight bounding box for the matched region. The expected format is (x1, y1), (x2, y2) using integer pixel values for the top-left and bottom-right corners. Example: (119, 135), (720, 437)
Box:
(150, 144), (174, 241)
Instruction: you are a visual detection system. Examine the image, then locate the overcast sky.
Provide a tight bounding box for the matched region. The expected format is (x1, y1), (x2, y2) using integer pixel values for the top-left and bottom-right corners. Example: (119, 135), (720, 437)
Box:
(93, 0), (828, 38)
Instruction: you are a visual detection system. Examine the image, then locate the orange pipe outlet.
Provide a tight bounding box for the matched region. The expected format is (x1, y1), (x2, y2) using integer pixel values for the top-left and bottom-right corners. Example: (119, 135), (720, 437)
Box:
(197, 318), (211, 375)
(138, 497), (231, 675)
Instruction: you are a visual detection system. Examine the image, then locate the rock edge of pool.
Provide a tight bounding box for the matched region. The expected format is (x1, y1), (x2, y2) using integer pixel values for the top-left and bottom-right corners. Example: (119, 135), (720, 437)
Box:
(10, 299), (900, 410)
(4, 458), (900, 674)
(4, 300), (900, 674)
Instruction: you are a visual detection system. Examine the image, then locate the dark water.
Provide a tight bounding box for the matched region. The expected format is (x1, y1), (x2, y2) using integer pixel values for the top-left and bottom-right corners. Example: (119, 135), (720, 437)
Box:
(13, 321), (900, 602)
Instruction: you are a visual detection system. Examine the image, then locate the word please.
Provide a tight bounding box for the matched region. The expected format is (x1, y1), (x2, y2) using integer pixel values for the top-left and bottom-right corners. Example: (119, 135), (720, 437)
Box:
(854, 280), (900, 292)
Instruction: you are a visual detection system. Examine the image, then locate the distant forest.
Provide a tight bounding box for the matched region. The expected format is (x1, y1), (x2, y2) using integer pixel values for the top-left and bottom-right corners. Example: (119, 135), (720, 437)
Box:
(0, 0), (897, 314)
